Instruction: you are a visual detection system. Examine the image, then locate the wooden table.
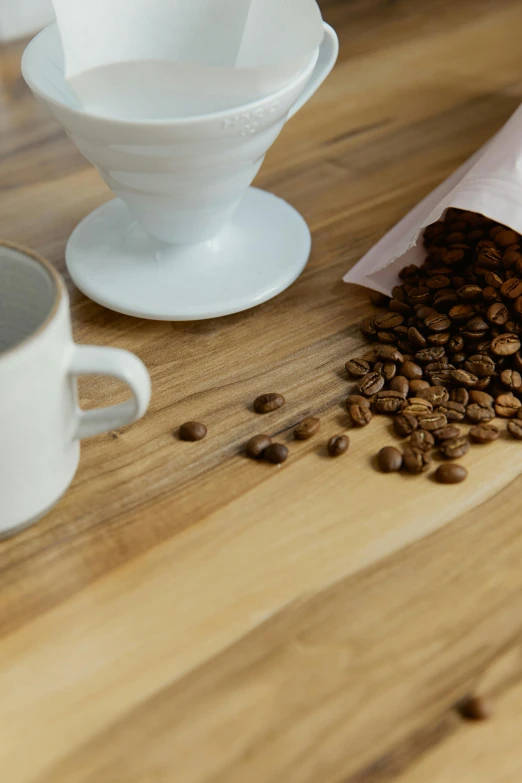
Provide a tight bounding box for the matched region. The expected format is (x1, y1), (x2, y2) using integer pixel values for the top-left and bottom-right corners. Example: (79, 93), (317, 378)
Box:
(2, 1), (522, 780)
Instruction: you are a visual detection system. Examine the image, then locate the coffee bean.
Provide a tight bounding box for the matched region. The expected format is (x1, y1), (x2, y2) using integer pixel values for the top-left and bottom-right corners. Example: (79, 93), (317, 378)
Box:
(254, 393), (286, 414)
(427, 274), (451, 289)
(478, 247), (502, 268)
(179, 421), (208, 441)
(407, 380), (429, 394)
(328, 435), (349, 457)
(374, 312), (404, 330)
(469, 424), (500, 444)
(415, 347), (446, 363)
(404, 398), (434, 416)
(501, 278), (522, 298)
(458, 696), (493, 722)
(381, 361), (397, 382)
(350, 405), (372, 427)
(345, 358), (370, 378)
(417, 386), (449, 406)
(357, 372), (385, 396)
(346, 394), (371, 409)
(438, 400), (466, 422)
(375, 346), (404, 363)
(484, 270), (503, 288)
(425, 313), (451, 332)
(435, 464), (468, 484)
(389, 299), (412, 315)
(496, 229), (519, 247)
(378, 446), (403, 473)
(263, 443), (289, 464)
(507, 420), (522, 440)
(408, 287), (431, 305)
(439, 436), (470, 459)
(403, 446), (431, 474)
(370, 291), (390, 307)
(449, 387), (469, 406)
(418, 412), (448, 431)
(466, 403), (495, 423)
(400, 361), (423, 380)
(374, 390), (406, 414)
(469, 390), (494, 405)
(294, 417), (320, 440)
(433, 425), (461, 442)
(394, 413), (419, 438)
(491, 333), (521, 356)
(407, 327), (427, 349)
(416, 306), (439, 320)
(410, 430), (435, 452)
(464, 355), (496, 378)
(360, 318), (377, 338)
(495, 392), (522, 418)
(246, 434), (272, 458)
(500, 369), (522, 390)
(450, 369), (478, 388)
(449, 303), (475, 322)
(487, 302), (509, 325)
(458, 284), (482, 301)
(389, 376), (409, 396)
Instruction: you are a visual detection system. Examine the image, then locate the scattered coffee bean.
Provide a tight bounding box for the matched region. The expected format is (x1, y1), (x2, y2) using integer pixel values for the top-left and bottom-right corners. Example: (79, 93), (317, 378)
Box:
(435, 464), (468, 484)
(410, 429), (435, 452)
(346, 394), (371, 409)
(394, 412), (419, 438)
(495, 392), (521, 418)
(357, 371), (385, 396)
(403, 446), (431, 474)
(378, 446), (403, 473)
(458, 696), (493, 722)
(179, 421), (208, 442)
(389, 376), (409, 396)
(254, 393), (286, 414)
(345, 358), (370, 378)
(417, 412), (448, 431)
(433, 425), (461, 442)
(350, 404), (372, 427)
(439, 436), (470, 460)
(263, 443), (289, 464)
(294, 417), (320, 440)
(469, 424), (500, 444)
(374, 390), (406, 414)
(246, 434), (272, 459)
(507, 420), (522, 440)
(328, 435), (349, 457)
(466, 403), (495, 423)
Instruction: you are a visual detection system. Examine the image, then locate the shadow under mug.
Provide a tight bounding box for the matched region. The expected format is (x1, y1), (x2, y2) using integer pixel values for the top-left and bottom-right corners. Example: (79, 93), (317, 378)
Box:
(0, 244), (151, 536)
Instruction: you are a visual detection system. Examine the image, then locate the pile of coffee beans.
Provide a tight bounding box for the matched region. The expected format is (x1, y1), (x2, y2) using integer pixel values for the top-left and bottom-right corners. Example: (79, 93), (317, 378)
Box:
(346, 209), (522, 483)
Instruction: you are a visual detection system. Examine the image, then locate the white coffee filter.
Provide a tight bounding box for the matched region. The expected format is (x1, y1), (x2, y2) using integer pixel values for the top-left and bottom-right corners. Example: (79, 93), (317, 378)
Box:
(344, 102), (522, 295)
(51, 0), (324, 119)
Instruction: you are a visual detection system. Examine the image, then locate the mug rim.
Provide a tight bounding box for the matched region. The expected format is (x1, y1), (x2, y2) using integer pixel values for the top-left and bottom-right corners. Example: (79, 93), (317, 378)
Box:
(22, 22), (323, 129)
(0, 242), (63, 361)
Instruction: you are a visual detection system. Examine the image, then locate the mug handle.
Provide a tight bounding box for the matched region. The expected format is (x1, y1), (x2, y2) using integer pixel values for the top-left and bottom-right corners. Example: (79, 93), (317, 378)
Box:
(288, 23), (339, 120)
(69, 345), (152, 440)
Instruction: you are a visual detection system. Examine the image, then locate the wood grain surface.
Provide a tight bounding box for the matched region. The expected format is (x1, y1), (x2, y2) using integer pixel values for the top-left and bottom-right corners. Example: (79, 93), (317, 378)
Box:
(1, 1), (522, 781)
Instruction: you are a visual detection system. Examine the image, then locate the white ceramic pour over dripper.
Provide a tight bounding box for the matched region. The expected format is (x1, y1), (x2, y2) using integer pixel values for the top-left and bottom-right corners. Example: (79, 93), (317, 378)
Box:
(22, 23), (338, 321)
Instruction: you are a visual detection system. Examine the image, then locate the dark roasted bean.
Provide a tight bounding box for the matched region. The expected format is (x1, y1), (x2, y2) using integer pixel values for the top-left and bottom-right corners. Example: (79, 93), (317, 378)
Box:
(449, 387), (469, 406)
(487, 302), (509, 325)
(435, 464), (468, 484)
(469, 390), (494, 405)
(294, 417), (321, 440)
(370, 291), (390, 308)
(374, 312), (404, 330)
(491, 333), (521, 356)
(374, 346), (404, 362)
(357, 371), (385, 396)
(254, 393), (286, 414)
(400, 361), (423, 380)
(439, 436), (470, 459)
(495, 392), (522, 418)
(346, 394), (371, 409)
(469, 424), (500, 444)
(179, 421), (208, 441)
(403, 446), (431, 474)
(394, 413), (419, 438)
(345, 358), (370, 378)
(433, 425), (461, 442)
(507, 420), (522, 440)
(264, 443), (289, 464)
(466, 403), (495, 423)
(450, 369), (479, 388)
(464, 355), (496, 378)
(377, 446), (403, 473)
(327, 435), (349, 457)
(415, 347), (446, 363)
(374, 390), (406, 414)
(350, 405), (372, 427)
(500, 369), (522, 391)
(389, 376), (409, 396)
(418, 412), (448, 431)
(425, 313), (451, 332)
(410, 429), (435, 452)
(246, 434), (272, 458)
(438, 401), (466, 422)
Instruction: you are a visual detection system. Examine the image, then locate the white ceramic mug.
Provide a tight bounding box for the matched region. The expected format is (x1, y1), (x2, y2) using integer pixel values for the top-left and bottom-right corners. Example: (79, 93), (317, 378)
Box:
(22, 22), (339, 245)
(0, 243), (151, 535)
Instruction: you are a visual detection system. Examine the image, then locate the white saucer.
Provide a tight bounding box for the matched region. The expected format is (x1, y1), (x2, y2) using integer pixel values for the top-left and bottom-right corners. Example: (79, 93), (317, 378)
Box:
(66, 188), (311, 321)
